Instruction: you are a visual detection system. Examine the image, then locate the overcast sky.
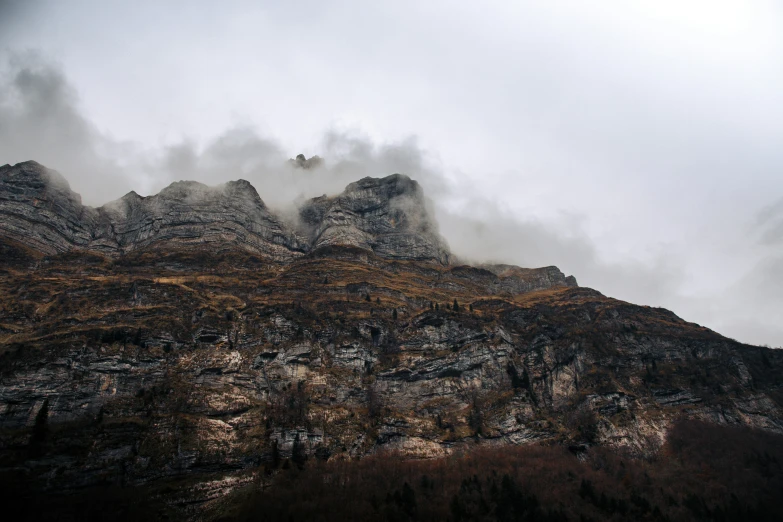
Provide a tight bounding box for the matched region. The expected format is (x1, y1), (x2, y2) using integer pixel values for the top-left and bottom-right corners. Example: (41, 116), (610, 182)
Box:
(1, 1), (782, 346)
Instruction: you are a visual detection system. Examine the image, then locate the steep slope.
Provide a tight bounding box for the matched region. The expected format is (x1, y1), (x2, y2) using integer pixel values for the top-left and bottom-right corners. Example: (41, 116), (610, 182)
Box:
(1, 161), (779, 518)
(0, 160), (577, 283)
(0, 245), (781, 516)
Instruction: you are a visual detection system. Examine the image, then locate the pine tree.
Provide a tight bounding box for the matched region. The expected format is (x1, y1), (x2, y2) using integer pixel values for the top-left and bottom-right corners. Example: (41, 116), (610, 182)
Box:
(392, 308), (398, 320)
(453, 299), (460, 312)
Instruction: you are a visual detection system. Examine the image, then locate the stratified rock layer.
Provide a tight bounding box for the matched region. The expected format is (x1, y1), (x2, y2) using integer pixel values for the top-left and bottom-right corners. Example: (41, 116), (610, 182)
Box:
(299, 174), (451, 264)
(0, 245), (780, 518)
(0, 160), (577, 287)
(93, 179), (308, 260)
(0, 161), (98, 254)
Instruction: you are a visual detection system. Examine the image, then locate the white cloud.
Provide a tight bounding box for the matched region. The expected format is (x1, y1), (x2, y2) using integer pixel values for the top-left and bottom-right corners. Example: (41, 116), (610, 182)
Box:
(0, 1), (782, 346)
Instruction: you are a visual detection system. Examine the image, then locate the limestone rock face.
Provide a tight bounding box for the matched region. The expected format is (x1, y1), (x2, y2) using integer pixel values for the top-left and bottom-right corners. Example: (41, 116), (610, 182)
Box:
(300, 174), (451, 264)
(0, 161), (98, 254)
(484, 264), (579, 293)
(0, 161), (579, 291)
(94, 179), (309, 260)
(0, 246), (781, 515)
(448, 264), (578, 296)
(0, 160), (780, 516)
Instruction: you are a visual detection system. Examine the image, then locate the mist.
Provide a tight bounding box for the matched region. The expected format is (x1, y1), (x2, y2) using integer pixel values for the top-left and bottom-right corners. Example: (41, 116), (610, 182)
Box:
(0, 1), (782, 348)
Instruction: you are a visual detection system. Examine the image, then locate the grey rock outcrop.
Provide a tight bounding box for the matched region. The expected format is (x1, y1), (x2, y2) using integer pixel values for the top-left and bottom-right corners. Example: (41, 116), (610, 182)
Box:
(93, 179), (309, 260)
(0, 161), (578, 289)
(288, 153), (323, 170)
(448, 264), (578, 295)
(299, 174), (451, 264)
(0, 162), (456, 265)
(0, 161), (98, 254)
(484, 264), (578, 293)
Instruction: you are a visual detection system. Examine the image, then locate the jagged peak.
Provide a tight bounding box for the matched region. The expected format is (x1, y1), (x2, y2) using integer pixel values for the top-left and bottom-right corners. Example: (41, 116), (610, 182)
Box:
(156, 180), (211, 198)
(1, 160), (73, 190)
(345, 173), (421, 196)
(0, 161), (81, 208)
(121, 190), (142, 200)
(221, 179), (265, 204)
(288, 153), (323, 170)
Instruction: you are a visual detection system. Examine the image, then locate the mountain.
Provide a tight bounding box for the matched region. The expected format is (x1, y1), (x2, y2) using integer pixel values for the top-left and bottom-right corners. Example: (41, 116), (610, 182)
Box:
(0, 161), (781, 519)
(0, 161), (452, 263)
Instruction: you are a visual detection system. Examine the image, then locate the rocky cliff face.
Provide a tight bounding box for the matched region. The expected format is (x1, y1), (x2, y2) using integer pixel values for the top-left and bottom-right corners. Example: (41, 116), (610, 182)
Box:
(0, 162), (456, 267)
(1, 161), (779, 519)
(93, 179), (309, 260)
(299, 174), (451, 264)
(0, 160), (576, 286)
(0, 161), (310, 261)
(0, 161), (99, 254)
(1, 245), (781, 516)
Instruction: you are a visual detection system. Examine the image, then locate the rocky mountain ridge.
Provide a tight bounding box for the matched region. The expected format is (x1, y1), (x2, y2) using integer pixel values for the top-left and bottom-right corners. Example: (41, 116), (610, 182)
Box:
(0, 162), (446, 262)
(0, 160), (576, 292)
(1, 161), (781, 519)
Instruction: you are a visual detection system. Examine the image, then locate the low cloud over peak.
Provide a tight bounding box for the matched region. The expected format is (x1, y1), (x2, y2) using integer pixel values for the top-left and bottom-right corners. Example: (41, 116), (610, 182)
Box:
(0, 43), (781, 346)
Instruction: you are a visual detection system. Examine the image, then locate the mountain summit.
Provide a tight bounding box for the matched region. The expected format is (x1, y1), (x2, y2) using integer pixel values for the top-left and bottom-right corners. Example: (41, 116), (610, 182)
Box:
(0, 160), (576, 289)
(0, 161), (450, 263)
(0, 161), (780, 519)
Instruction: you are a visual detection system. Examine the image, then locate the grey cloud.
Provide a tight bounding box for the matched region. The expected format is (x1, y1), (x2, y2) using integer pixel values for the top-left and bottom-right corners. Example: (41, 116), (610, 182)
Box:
(0, 52), (781, 347)
(0, 51), (135, 203)
(436, 201), (687, 308)
(761, 222), (783, 246)
(757, 198), (783, 245)
(705, 256), (783, 347)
